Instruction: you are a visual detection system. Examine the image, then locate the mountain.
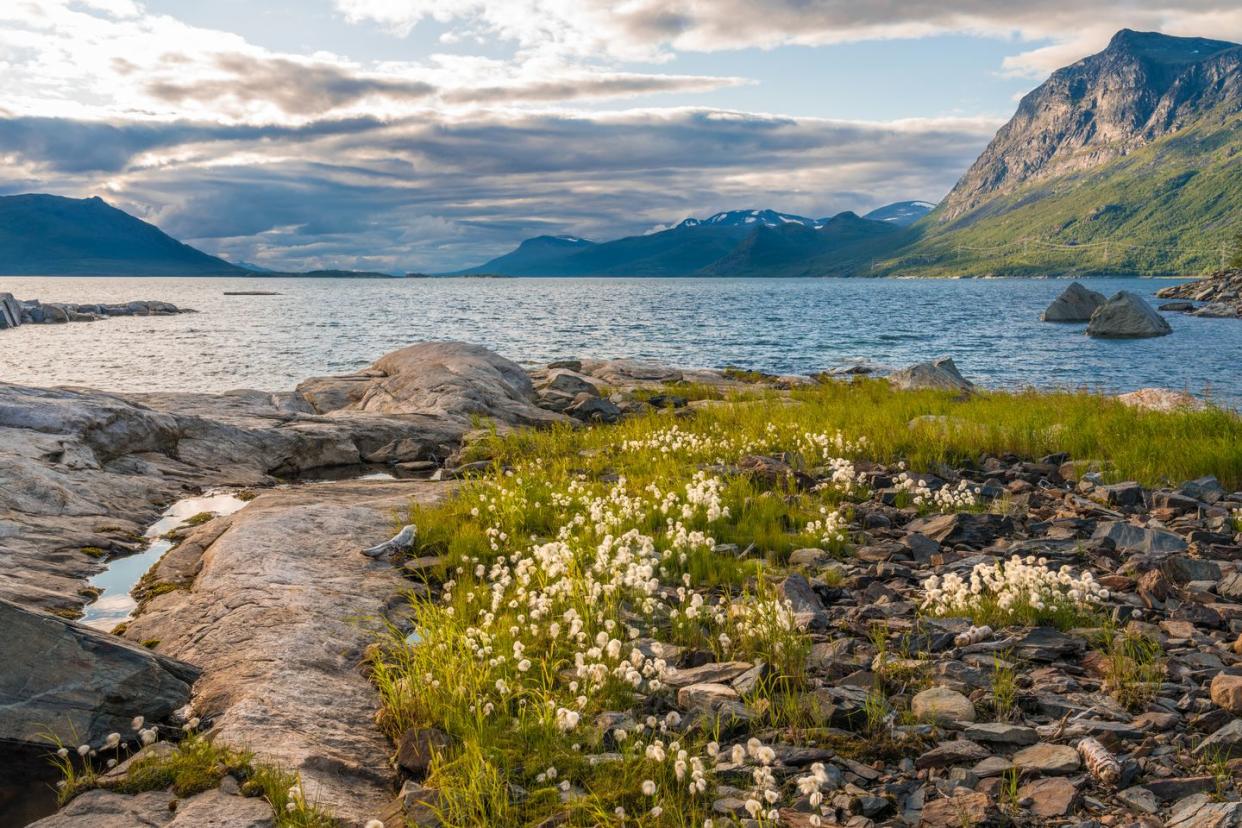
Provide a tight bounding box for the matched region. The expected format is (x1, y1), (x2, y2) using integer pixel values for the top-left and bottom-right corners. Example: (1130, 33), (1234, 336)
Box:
(887, 30), (1242, 277)
(455, 205), (922, 276)
(0, 194), (246, 276)
(704, 212), (902, 276)
(676, 209), (825, 230)
(455, 235), (596, 276)
(863, 201), (935, 227)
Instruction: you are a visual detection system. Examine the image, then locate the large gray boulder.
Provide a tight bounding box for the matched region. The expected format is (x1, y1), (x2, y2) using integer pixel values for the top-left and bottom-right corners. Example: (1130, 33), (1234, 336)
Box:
(0, 599), (199, 748)
(1087, 291), (1172, 338)
(888, 357), (975, 393)
(1042, 281), (1106, 321)
(296, 341), (563, 428)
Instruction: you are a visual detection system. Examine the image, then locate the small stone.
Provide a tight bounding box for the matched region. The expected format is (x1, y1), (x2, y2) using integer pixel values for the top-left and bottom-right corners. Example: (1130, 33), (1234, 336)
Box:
(1012, 743), (1080, 775)
(1210, 674), (1242, 715)
(779, 573), (829, 630)
(676, 682), (752, 720)
(918, 790), (993, 827)
(1018, 777), (1079, 818)
(663, 661), (753, 688)
(788, 547), (830, 567)
(915, 739), (992, 770)
(396, 727), (450, 778)
(912, 687), (977, 724)
(963, 722), (1037, 745)
(1117, 785), (1159, 814)
(1194, 718), (1242, 759)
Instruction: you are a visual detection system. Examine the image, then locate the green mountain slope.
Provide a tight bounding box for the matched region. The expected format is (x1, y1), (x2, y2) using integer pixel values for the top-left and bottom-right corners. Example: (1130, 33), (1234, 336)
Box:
(883, 30), (1242, 278)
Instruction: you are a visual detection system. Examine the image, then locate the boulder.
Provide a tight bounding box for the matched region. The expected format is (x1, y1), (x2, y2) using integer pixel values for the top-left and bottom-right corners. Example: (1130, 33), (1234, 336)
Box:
(297, 341), (564, 428)
(888, 357), (975, 393)
(0, 599), (199, 748)
(1042, 281), (1106, 322)
(911, 687), (976, 724)
(1086, 291), (1172, 338)
(0, 292), (21, 328)
(1117, 388), (1206, 412)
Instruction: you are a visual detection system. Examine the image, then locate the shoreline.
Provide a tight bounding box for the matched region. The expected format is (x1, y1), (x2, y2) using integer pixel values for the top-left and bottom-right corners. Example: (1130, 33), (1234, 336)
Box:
(4, 342), (1240, 828)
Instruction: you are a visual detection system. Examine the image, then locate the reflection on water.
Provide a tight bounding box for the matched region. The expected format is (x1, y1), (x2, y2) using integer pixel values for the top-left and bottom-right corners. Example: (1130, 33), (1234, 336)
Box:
(81, 491), (249, 630)
(0, 276), (1238, 404)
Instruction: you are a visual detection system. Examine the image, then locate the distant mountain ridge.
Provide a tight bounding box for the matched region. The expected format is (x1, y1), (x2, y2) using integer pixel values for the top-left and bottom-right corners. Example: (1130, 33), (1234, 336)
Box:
(454, 202), (922, 276)
(0, 194), (245, 276)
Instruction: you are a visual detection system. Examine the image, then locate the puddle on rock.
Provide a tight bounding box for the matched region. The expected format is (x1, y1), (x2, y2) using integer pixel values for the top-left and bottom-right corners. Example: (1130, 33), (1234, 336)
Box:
(81, 490), (249, 631)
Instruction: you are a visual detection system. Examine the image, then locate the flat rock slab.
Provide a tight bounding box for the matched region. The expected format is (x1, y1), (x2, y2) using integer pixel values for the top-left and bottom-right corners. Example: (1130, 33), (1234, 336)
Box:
(122, 479), (453, 826)
(0, 599), (199, 748)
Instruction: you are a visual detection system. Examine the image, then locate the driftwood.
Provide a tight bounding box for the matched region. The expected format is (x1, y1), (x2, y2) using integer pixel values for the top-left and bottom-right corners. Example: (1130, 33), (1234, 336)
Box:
(1078, 736), (1121, 786)
(954, 625), (993, 647)
(362, 525), (417, 558)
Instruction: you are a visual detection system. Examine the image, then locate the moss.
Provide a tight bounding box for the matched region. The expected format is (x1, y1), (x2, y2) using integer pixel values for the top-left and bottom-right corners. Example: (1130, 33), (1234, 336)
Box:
(50, 607), (84, 620)
(722, 366), (778, 384)
(80, 546), (107, 559)
(236, 489), (259, 502)
(141, 639), (160, 649)
(182, 512), (216, 527)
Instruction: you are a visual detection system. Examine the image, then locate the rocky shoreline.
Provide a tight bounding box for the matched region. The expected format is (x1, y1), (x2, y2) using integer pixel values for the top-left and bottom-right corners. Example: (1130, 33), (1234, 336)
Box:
(2, 343), (1239, 828)
(0, 293), (191, 327)
(1156, 270), (1242, 320)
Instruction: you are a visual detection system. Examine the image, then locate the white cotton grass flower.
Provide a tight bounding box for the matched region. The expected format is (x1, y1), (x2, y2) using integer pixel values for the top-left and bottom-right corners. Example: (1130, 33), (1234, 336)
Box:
(364, 821), (385, 828)
(131, 716), (144, 731)
(641, 779), (656, 796)
(921, 555), (1106, 622)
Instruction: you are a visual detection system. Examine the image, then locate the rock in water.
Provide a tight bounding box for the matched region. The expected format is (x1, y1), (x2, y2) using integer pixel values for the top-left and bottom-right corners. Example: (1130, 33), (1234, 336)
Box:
(1042, 281), (1106, 321)
(1087, 291), (1172, 338)
(0, 599), (199, 748)
(888, 357), (975, 393)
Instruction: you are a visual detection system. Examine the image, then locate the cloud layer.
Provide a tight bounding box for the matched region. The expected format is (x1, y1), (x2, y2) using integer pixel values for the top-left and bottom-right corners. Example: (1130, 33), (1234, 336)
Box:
(0, 109), (994, 271)
(1, 1), (1237, 271)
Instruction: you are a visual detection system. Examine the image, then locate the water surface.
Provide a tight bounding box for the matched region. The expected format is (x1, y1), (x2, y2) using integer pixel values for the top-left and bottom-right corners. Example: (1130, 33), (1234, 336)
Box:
(1, 276), (1237, 403)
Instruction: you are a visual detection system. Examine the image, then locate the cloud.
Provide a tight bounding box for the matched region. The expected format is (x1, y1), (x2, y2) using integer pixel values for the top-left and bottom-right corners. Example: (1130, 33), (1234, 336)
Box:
(145, 54), (437, 116)
(336, 0), (1242, 76)
(0, 107), (997, 272)
(0, 1), (750, 124)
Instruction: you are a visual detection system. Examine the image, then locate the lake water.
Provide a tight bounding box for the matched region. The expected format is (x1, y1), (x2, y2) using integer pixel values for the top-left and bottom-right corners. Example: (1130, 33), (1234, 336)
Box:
(1, 276), (1239, 404)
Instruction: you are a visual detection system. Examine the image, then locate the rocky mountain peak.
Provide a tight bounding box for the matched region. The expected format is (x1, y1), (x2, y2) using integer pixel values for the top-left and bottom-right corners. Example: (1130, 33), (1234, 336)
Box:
(939, 29), (1241, 222)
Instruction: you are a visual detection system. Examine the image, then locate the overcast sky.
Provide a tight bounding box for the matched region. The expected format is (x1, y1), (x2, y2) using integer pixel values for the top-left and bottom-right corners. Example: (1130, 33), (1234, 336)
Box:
(2, 1), (1239, 272)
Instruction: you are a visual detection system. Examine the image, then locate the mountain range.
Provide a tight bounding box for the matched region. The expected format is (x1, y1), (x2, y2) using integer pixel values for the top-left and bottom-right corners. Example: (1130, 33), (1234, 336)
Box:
(451, 204), (931, 277)
(0, 29), (1236, 278)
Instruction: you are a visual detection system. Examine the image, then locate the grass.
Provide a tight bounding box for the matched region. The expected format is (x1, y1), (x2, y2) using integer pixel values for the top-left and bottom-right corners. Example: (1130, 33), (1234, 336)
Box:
(366, 379), (1239, 826)
(990, 653), (1018, 721)
(50, 733), (334, 827)
(183, 512), (216, 526)
(1096, 626), (1165, 712)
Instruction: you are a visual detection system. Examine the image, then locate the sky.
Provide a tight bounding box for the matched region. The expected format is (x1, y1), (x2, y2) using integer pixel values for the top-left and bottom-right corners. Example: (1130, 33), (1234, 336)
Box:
(1, 1), (1240, 272)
